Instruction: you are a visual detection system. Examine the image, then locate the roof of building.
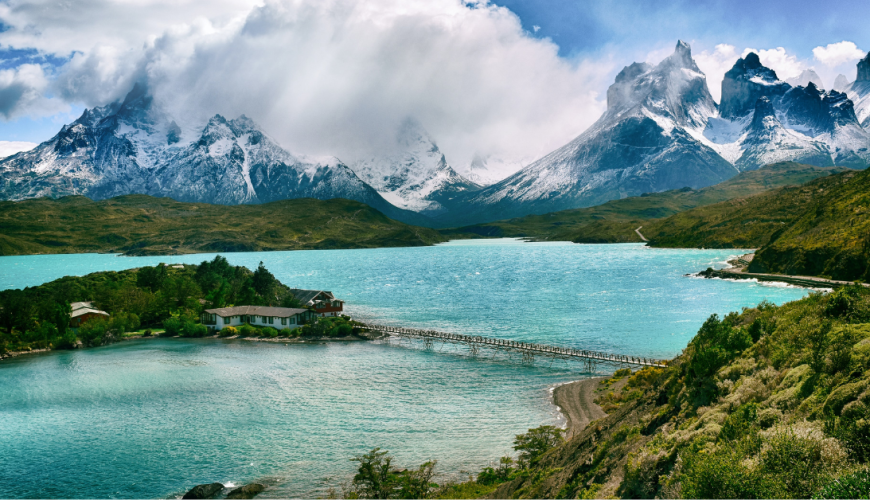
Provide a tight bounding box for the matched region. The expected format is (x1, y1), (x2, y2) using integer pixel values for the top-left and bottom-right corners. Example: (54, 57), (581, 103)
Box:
(71, 307), (110, 319)
(71, 301), (93, 311)
(203, 306), (310, 317)
(289, 289), (336, 305)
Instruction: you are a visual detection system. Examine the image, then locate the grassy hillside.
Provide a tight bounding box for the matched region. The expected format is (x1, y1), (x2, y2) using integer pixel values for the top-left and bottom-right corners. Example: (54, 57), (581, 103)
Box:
(444, 163), (843, 243)
(434, 287), (870, 499)
(643, 167), (870, 281)
(0, 195), (448, 256)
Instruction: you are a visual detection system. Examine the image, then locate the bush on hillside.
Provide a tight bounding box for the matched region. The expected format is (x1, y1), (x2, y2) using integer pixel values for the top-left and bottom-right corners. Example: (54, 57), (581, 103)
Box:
(219, 326), (238, 337)
(262, 327), (278, 338)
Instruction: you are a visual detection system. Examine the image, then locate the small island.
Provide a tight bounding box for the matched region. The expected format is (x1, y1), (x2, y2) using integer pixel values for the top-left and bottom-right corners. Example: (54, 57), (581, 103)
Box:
(0, 256), (367, 359)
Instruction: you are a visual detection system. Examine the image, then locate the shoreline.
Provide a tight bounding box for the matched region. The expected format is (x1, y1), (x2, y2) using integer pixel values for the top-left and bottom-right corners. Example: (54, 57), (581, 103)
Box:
(552, 377), (607, 439)
(0, 331), (387, 362)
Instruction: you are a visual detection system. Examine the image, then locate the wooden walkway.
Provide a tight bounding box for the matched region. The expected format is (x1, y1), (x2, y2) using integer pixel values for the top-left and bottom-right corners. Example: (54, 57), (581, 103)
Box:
(360, 323), (668, 368)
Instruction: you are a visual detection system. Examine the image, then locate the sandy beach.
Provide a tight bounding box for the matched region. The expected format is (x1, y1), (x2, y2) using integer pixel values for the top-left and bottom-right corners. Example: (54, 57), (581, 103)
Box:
(553, 377), (607, 439)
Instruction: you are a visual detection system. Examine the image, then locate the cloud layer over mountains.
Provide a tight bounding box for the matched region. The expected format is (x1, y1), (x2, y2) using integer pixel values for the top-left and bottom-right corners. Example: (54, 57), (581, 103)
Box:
(0, 0), (867, 171)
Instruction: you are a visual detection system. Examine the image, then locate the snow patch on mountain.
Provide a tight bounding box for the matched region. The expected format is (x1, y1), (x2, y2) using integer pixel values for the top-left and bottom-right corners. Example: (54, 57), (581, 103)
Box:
(349, 119), (479, 215)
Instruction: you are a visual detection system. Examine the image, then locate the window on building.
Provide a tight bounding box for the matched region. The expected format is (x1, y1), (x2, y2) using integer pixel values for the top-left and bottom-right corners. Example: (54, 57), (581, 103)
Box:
(281, 318), (287, 325)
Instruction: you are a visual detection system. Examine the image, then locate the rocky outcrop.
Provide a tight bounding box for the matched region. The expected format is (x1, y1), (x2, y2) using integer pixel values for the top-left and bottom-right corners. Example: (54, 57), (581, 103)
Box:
(226, 483), (265, 499)
(181, 483), (224, 499)
(857, 53), (870, 82)
(720, 52), (789, 119)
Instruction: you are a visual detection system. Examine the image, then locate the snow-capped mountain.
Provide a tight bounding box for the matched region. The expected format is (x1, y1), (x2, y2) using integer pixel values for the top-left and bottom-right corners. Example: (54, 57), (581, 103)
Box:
(349, 119), (479, 216)
(0, 85), (427, 225)
(785, 69), (825, 90)
(846, 54), (870, 128)
(437, 41), (736, 225)
(433, 44), (870, 226)
(703, 53), (870, 170)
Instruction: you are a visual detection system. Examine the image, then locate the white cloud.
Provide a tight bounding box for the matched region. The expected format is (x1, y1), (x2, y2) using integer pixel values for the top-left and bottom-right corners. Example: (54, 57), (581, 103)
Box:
(0, 140), (37, 158)
(742, 47), (807, 81)
(694, 43), (739, 102)
(0, 0), (612, 169)
(813, 41), (865, 67)
(0, 64), (68, 119)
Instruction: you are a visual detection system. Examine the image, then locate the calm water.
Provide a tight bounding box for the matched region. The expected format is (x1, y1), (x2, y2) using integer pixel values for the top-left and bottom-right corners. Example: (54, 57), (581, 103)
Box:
(0, 240), (811, 498)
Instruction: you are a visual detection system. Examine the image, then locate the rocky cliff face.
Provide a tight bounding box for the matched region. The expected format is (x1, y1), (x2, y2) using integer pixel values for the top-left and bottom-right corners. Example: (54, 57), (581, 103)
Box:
(0, 85), (427, 225)
(846, 54), (870, 128)
(706, 56), (870, 170)
(719, 53), (790, 119)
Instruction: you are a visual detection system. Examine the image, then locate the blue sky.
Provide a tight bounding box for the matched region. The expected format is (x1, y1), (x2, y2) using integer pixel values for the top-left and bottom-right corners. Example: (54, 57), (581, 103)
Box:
(0, 0), (868, 164)
(491, 0), (870, 59)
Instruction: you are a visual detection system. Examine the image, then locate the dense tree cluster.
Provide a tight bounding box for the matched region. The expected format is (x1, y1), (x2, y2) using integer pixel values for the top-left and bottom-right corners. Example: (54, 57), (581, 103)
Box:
(0, 257), (304, 353)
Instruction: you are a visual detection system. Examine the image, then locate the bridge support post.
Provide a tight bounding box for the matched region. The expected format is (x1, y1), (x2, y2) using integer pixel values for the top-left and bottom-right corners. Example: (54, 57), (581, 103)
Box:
(522, 351), (534, 364)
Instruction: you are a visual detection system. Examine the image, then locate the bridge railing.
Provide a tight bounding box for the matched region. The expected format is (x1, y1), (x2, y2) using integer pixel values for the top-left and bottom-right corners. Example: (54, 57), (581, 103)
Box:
(360, 323), (666, 368)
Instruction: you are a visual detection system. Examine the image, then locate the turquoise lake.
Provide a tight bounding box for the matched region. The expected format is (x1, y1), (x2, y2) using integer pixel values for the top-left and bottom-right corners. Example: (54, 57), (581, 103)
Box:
(0, 240), (812, 498)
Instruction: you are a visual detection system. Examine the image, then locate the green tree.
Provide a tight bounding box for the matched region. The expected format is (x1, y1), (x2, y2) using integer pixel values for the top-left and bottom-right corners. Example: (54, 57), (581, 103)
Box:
(136, 264), (168, 292)
(53, 302), (72, 336)
(352, 448), (396, 499)
(513, 425), (564, 468)
(252, 262), (277, 304)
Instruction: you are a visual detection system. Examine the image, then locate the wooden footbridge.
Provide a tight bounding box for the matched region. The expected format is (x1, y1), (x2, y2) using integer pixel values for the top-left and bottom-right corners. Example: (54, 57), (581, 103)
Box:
(359, 323), (667, 369)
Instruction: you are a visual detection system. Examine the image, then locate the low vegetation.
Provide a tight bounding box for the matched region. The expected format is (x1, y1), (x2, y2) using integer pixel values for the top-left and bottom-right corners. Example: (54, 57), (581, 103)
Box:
(0, 256), (359, 355)
(0, 195), (448, 256)
(444, 163), (841, 243)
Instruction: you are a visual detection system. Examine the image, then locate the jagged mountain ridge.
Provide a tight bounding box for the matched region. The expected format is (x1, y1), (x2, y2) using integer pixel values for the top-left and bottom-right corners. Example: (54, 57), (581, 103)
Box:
(702, 53), (870, 170)
(0, 85), (430, 225)
(348, 119), (480, 216)
(431, 44), (870, 226)
(433, 41), (738, 226)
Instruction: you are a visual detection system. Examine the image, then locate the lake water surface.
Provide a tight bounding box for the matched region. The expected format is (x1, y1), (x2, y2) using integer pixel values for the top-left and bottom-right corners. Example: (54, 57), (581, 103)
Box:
(0, 241), (811, 497)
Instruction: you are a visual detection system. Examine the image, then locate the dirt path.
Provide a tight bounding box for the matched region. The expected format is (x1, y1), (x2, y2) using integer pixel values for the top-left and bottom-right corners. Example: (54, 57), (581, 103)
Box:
(635, 226), (648, 242)
(553, 377), (607, 439)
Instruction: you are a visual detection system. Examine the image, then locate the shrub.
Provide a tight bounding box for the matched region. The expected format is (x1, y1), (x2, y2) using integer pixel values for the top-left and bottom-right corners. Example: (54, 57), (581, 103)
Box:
(278, 328), (295, 338)
(477, 457), (515, 485)
(219, 326), (238, 337)
(719, 403), (758, 442)
(78, 318), (109, 346)
(262, 327), (278, 338)
(162, 317), (182, 336)
(55, 330), (78, 349)
(814, 468), (870, 499)
(179, 320), (208, 338)
(142, 329), (152, 337)
(239, 324), (257, 337)
(679, 445), (773, 498)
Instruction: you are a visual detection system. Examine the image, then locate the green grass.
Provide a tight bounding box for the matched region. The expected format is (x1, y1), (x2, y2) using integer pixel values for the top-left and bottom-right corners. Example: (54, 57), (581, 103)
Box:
(642, 167), (870, 281)
(442, 163), (843, 243)
(0, 195), (449, 256)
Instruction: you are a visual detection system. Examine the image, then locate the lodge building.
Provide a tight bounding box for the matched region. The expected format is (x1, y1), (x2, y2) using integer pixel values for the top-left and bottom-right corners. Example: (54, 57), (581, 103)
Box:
(201, 306), (317, 332)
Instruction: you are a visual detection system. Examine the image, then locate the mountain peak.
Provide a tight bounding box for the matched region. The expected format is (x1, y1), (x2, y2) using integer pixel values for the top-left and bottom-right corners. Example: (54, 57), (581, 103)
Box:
(720, 53), (789, 118)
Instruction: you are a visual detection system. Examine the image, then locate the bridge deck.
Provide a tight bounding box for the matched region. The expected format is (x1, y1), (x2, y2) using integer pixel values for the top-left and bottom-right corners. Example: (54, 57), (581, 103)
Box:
(360, 323), (667, 368)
